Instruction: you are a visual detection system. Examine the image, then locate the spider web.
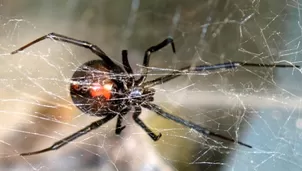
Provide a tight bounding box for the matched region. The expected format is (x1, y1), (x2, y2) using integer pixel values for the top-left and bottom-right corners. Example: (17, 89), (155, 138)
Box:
(0, 0), (301, 170)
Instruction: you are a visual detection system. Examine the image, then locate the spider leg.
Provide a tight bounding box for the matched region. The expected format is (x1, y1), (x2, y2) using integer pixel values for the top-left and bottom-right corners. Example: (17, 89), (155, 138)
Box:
(20, 114), (116, 156)
(122, 50), (133, 74)
(136, 37), (176, 85)
(132, 106), (162, 141)
(11, 32), (116, 68)
(142, 103), (252, 148)
(115, 108), (130, 134)
(121, 50), (135, 88)
(143, 61), (300, 87)
(115, 115), (126, 134)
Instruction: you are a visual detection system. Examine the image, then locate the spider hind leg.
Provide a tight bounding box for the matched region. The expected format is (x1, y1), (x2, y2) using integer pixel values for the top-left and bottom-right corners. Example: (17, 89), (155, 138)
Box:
(142, 103), (252, 148)
(19, 114), (116, 156)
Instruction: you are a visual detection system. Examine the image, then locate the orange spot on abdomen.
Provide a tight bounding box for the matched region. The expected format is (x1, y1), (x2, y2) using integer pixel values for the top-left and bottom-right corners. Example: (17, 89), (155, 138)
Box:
(89, 82), (111, 100)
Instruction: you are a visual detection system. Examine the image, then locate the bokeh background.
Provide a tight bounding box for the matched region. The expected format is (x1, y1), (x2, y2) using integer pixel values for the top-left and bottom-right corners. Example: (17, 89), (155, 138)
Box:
(0, 0), (302, 171)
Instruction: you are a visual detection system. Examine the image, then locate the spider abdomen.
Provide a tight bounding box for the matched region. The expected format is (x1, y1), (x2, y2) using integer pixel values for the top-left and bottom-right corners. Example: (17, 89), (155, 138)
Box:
(70, 60), (123, 116)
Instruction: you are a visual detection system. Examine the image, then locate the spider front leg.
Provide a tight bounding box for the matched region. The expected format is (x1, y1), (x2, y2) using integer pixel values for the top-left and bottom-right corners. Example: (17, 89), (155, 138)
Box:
(143, 62), (300, 87)
(133, 106), (162, 141)
(136, 37), (176, 85)
(20, 114), (116, 156)
(11, 32), (116, 69)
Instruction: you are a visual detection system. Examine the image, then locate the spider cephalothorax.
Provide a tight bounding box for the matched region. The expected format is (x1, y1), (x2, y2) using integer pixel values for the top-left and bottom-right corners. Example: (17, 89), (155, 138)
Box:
(11, 32), (299, 156)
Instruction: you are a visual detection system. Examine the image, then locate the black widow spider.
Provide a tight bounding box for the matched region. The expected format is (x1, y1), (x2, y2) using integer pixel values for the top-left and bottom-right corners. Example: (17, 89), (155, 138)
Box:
(11, 33), (299, 156)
